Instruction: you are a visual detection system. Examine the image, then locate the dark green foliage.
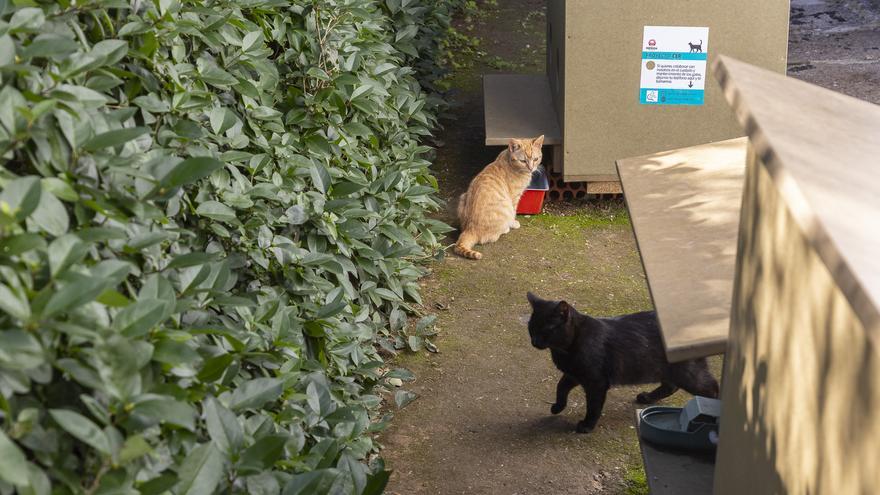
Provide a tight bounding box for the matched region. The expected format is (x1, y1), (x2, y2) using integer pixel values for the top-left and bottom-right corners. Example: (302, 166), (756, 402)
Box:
(0, 0), (456, 492)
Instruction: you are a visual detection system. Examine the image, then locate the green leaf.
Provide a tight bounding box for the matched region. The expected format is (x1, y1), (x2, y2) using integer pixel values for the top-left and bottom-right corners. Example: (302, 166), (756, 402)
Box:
(48, 234), (88, 277)
(113, 298), (168, 338)
(9, 8), (44, 32)
(51, 84), (109, 107)
(0, 35), (16, 67)
(195, 201), (236, 222)
(282, 470), (340, 495)
(0, 330), (43, 369)
(176, 443), (224, 495)
(226, 377), (283, 412)
(43, 263), (129, 317)
(90, 39), (129, 67)
(133, 93), (170, 113)
(49, 409), (111, 455)
(152, 338), (200, 367)
(0, 233), (44, 256)
(407, 335), (423, 352)
(21, 33), (77, 59)
(133, 396), (196, 431)
(238, 434), (287, 473)
(363, 470), (391, 495)
(40, 177), (77, 202)
(82, 127), (149, 151)
(197, 353), (233, 383)
(246, 473), (281, 495)
(200, 64), (238, 87)
(394, 390), (417, 409)
(416, 314), (438, 336)
(27, 189), (68, 236)
(373, 62), (397, 75)
(285, 205), (308, 225)
(21, 463), (50, 495)
(0, 284), (30, 321)
(96, 289), (131, 307)
(119, 434), (152, 464)
(0, 429), (29, 485)
(205, 397), (243, 454)
(157, 157), (225, 191)
(0, 176), (41, 223)
(138, 474), (178, 495)
(242, 31), (262, 52)
(309, 162), (331, 193)
(209, 107), (236, 135)
(165, 251), (221, 270)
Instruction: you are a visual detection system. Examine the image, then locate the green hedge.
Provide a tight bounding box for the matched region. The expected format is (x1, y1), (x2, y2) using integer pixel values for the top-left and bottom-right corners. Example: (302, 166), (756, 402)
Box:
(0, 0), (457, 493)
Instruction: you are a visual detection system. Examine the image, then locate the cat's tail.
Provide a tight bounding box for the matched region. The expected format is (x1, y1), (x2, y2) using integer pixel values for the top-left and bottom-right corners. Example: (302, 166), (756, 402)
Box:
(454, 231), (483, 260)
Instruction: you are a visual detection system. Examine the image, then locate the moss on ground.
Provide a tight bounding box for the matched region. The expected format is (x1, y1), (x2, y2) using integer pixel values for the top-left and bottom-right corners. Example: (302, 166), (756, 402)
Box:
(624, 465), (650, 495)
(524, 208), (631, 238)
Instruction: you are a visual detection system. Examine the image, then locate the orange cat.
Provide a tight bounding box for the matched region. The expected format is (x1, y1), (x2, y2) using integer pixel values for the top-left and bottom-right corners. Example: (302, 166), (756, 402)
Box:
(454, 136), (544, 259)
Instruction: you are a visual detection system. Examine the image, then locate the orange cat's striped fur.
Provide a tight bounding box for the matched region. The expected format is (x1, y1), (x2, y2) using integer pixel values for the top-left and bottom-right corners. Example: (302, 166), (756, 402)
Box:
(455, 135), (544, 259)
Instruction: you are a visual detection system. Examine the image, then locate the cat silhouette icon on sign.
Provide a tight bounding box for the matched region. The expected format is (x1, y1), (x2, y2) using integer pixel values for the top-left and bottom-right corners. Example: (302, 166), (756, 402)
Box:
(688, 40), (703, 53)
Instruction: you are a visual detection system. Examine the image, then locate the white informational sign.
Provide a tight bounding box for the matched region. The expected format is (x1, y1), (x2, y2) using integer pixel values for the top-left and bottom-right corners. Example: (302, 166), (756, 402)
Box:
(639, 26), (709, 106)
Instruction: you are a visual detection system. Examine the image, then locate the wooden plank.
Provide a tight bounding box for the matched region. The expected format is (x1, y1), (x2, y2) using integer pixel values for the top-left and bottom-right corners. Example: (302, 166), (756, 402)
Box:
(635, 410), (715, 495)
(715, 55), (880, 336)
(483, 74), (562, 146)
(617, 137), (746, 362)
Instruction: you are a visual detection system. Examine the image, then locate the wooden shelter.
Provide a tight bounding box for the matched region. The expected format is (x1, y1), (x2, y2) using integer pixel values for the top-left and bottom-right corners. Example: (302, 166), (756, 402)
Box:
(485, 0), (789, 189)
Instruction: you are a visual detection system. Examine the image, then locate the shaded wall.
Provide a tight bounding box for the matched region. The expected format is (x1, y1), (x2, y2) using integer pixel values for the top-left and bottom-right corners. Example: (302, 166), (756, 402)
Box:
(546, 0), (565, 131)
(714, 147), (880, 494)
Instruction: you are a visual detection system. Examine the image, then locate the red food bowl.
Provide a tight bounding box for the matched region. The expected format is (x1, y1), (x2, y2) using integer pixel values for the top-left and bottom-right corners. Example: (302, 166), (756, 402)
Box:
(516, 166), (550, 215)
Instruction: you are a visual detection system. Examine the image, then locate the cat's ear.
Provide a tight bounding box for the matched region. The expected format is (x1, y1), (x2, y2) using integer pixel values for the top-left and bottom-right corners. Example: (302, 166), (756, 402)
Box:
(557, 300), (571, 320)
(508, 139), (521, 154)
(527, 291), (539, 307)
(533, 135), (545, 148)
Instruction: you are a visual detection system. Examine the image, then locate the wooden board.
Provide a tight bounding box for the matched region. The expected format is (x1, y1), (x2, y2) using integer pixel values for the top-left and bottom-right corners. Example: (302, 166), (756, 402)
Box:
(483, 74), (562, 146)
(617, 137), (746, 362)
(715, 55), (880, 336)
(635, 410), (715, 495)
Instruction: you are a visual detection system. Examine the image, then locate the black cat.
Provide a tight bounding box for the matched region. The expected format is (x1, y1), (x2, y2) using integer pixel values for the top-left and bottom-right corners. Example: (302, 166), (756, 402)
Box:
(526, 292), (719, 433)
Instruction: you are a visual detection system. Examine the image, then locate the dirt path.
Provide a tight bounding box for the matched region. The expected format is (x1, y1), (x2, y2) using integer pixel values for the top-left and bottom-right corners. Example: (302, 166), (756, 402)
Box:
(787, 0), (880, 104)
(379, 1), (879, 493)
(380, 212), (658, 494)
(381, 3), (673, 494)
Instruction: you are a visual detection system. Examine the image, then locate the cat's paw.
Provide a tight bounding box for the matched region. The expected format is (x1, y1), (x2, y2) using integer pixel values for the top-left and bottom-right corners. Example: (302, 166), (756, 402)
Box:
(635, 392), (655, 404)
(575, 420), (596, 434)
(511, 220), (521, 229)
(550, 402), (566, 415)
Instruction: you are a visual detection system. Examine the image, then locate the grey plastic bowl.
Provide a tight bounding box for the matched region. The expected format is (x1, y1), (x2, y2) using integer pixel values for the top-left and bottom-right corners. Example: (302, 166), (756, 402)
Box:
(638, 406), (718, 452)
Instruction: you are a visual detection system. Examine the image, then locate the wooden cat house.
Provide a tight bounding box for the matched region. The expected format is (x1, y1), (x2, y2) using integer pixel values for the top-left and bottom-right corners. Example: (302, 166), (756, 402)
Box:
(483, 0), (790, 191)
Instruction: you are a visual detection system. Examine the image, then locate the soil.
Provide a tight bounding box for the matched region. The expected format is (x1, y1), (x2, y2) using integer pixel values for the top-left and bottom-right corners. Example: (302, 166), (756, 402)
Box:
(378, 0), (879, 493)
(787, 0), (880, 104)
